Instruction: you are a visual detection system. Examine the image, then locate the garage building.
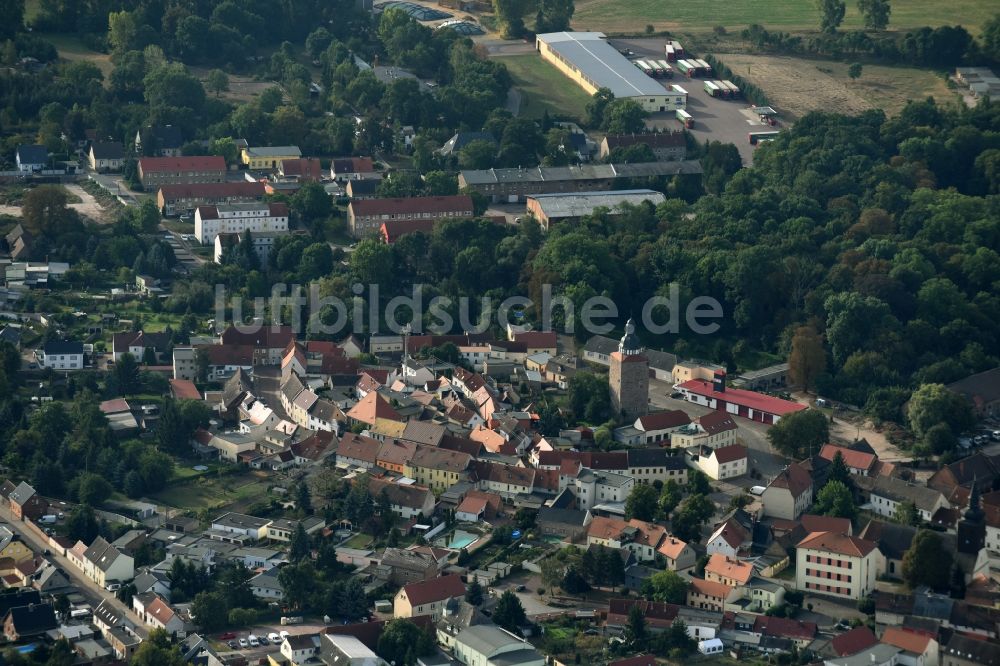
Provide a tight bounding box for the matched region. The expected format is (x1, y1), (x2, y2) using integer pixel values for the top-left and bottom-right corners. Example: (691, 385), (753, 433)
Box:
(536, 32), (687, 113)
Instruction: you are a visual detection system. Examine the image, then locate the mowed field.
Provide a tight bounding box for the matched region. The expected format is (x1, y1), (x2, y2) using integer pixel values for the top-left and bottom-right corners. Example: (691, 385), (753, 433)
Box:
(713, 54), (959, 118)
(573, 0), (992, 34)
(497, 54), (593, 122)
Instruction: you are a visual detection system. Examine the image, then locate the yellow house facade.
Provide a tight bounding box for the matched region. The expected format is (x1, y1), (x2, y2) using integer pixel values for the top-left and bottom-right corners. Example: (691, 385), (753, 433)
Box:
(0, 538), (33, 563)
(241, 146), (302, 171)
(404, 447), (471, 493)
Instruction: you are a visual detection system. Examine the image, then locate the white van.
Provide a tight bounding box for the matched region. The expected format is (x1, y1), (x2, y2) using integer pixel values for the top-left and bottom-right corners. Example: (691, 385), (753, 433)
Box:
(248, 635), (260, 648)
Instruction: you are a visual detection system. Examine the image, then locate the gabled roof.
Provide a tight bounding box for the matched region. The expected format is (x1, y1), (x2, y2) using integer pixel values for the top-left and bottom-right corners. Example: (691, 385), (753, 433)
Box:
(796, 531), (877, 557)
(16, 144), (48, 164)
(140, 125), (183, 148)
(712, 444), (747, 464)
(657, 536), (690, 560)
(9, 482), (37, 506)
(830, 626), (878, 656)
(636, 410), (690, 431)
(709, 519), (750, 550)
(42, 340), (83, 355)
(291, 431), (335, 461)
(800, 514), (852, 535)
(587, 516), (665, 548)
(410, 445), (471, 473)
(604, 132), (686, 150)
(336, 433), (380, 464)
(689, 577), (732, 599)
(881, 627), (932, 655)
(679, 379), (807, 416)
(370, 478), (432, 510)
(157, 181), (266, 200)
(346, 391), (402, 425)
(753, 615), (817, 640)
(350, 195), (473, 218)
(91, 142), (125, 159)
(697, 410), (738, 434)
(705, 553), (753, 585)
(819, 443), (877, 473)
(5, 602), (57, 635)
(767, 462), (813, 498)
(399, 573), (465, 606)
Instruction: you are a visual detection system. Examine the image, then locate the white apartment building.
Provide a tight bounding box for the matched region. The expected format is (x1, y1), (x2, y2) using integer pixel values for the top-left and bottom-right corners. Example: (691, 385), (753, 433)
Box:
(195, 202), (290, 244)
(795, 531), (883, 600)
(35, 340), (84, 370)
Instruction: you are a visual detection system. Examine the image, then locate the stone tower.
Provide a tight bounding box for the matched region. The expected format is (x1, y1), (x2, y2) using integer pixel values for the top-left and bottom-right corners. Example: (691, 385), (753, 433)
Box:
(957, 478), (986, 555)
(609, 318), (649, 421)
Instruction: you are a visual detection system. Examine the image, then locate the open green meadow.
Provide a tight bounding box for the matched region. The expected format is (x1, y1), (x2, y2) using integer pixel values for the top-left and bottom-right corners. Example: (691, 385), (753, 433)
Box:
(572, 0), (993, 34)
(497, 54), (593, 122)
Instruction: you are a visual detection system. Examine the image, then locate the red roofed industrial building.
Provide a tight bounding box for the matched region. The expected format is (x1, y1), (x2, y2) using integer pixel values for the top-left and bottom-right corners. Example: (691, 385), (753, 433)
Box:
(675, 371), (806, 425)
(348, 195), (473, 237)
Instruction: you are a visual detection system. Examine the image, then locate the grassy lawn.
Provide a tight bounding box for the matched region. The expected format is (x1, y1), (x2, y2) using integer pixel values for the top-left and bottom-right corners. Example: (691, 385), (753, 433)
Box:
(573, 0), (993, 34)
(162, 220), (196, 234)
(497, 54), (592, 123)
(149, 472), (271, 511)
(43, 34), (113, 79)
(342, 533), (374, 549)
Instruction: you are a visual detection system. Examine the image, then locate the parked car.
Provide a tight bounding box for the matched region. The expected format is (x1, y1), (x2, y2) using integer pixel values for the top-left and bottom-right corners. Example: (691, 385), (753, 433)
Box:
(227, 641), (238, 649)
(239, 638), (249, 648)
(219, 632), (236, 640)
(248, 635), (259, 648)
(279, 631), (290, 640)
(268, 633), (281, 643)
(258, 636), (269, 646)
(105, 582), (121, 592)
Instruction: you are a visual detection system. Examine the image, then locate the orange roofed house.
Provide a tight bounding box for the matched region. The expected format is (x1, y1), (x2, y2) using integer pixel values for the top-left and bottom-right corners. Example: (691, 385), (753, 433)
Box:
(347, 195), (473, 238)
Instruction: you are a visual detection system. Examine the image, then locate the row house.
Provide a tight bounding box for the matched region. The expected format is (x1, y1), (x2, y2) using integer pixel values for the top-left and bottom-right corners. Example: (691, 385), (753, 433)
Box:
(138, 155), (226, 188)
(587, 516), (668, 562)
(156, 181), (266, 216)
(347, 195), (473, 237)
(194, 201), (289, 244)
(369, 478), (435, 519)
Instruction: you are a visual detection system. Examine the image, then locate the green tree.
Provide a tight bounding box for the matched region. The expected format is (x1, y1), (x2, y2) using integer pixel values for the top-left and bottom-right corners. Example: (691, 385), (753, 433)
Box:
(567, 372), (612, 424)
(817, 0), (846, 32)
(848, 62), (863, 81)
(132, 629), (186, 666)
(788, 324), (826, 393)
(76, 473), (112, 506)
(893, 500), (920, 526)
(826, 451), (853, 490)
(857, 0), (890, 30)
(602, 99), (648, 134)
(0, 0), (24, 41)
(902, 529), (953, 592)
(112, 352), (140, 397)
(625, 483), (659, 521)
(625, 604), (647, 647)
(493, 590), (526, 633)
(641, 570), (689, 603)
(688, 469), (711, 495)
(194, 347), (210, 383)
(466, 579), (484, 605)
(191, 591), (228, 632)
(207, 68), (230, 96)
(378, 620), (437, 666)
(814, 480), (856, 522)
(290, 524), (311, 563)
(767, 409), (829, 459)
(908, 383), (975, 442)
(459, 140), (498, 170)
(659, 480), (682, 517)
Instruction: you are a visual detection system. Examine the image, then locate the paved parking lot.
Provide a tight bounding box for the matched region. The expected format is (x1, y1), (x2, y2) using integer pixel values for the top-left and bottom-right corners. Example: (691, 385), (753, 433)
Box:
(606, 37), (773, 165)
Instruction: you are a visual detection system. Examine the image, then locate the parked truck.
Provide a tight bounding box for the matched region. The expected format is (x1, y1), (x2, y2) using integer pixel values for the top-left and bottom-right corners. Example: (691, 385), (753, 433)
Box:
(665, 40), (685, 60)
(748, 129), (780, 145)
(676, 109), (694, 128)
(695, 59), (713, 76)
(703, 80), (721, 96)
(655, 60), (674, 77)
(635, 60), (654, 76)
(675, 59), (694, 77)
(721, 80), (741, 97)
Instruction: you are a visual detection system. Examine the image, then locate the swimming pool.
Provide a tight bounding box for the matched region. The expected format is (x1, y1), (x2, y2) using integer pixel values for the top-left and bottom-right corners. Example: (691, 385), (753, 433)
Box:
(438, 529), (479, 550)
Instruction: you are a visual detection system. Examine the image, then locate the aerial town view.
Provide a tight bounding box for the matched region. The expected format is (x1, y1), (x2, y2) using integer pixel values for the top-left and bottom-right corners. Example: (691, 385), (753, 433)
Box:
(0, 0), (999, 663)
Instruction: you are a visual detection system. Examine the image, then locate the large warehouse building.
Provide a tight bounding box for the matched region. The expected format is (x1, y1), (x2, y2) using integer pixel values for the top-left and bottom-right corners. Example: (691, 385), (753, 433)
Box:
(536, 32), (686, 113)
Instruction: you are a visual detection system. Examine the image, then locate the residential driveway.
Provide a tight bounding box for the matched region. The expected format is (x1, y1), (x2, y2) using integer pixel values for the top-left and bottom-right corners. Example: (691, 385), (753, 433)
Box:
(254, 366), (293, 421)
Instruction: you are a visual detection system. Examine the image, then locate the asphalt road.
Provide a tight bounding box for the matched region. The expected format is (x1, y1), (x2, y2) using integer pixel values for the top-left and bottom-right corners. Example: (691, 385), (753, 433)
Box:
(0, 503), (149, 639)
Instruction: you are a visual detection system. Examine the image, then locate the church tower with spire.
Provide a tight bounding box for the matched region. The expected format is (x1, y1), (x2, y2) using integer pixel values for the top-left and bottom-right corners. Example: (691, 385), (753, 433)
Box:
(609, 318), (649, 421)
(957, 479), (986, 555)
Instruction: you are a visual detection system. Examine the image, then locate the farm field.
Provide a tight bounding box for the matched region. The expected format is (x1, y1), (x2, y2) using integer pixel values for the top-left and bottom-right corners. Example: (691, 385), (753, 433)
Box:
(497, 54), (592, 122)
(712, 54), (960, 118)
(572, 0), (992, 34)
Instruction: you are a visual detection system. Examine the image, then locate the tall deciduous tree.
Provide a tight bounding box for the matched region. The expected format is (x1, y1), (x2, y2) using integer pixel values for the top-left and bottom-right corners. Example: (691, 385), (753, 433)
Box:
(857, 0), (890, 31)
(641, 570), (689, 603)
(493, 590), (527, 633)
(902, 529), (952, 592)
(907, 383), (975, 441)
(625, 484), (659, 521)
(767, 409), (829, 459)
(814, 480), (856, 522)
(817, 0), (846, 32)
(788, 324), (826, 393)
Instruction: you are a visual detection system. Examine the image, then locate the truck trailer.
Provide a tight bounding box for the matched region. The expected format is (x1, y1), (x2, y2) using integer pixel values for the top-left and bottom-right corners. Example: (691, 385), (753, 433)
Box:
(655, 60), (674, 77)
(665, 40), (685, 60)
(695, 59), (713, 76)
(675, 59), (694, 77)
(722, 80), (741, 97)
(635, 60), (654, 76)
(676, 109), (694, 128)
(703, 80), (721, 96)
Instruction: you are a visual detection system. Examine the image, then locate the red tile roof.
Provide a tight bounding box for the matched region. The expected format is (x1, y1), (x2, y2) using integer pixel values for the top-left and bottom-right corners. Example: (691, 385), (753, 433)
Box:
(350, 195), (473, 218)
(819, 443), (877, 473)
(881, 627), (933, 654)
(281, 158), (323, 180)
(346, 391), (402, 425)
(332, 157), (375, 174)
(712, 444), (747, 464)
(201, 344), (254, 366)
(800, 514), (852, 535)
(753, 615), (817, 641)
(831, 626), (878, 656)
(768, 462), (813, 498)
(512, 331), (558, 349)
(607, 599), (678, 629)
(169, 379), (201, 401)
(705, 553), (754, 585)
(697, 410), (738, 434)
(157, 181), (266, 200)
(679, 379), (807, 416)
(637, 410), (691, 431)
(399, 574), (466, 606)
(689, 577), (733, 599)
(797, 531), (877, 557)
(220, 325), (295, 349)
(139, 155), (225, 173)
